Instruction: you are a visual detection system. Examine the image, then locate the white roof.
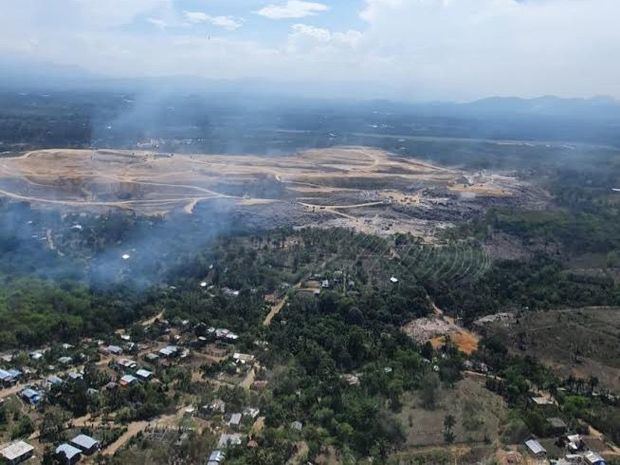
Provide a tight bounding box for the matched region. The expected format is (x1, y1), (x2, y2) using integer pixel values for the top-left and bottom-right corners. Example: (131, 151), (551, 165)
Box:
(584, 451), (606, 464)
(217, 433), (242, 448)
(56, 443), (82, 460)
(136, 369), (152, 378)
(229, 413), (242, 425)
(71, 434), (100, 450)
(525, 439), (546, 455)
(1, 441), (34, 461)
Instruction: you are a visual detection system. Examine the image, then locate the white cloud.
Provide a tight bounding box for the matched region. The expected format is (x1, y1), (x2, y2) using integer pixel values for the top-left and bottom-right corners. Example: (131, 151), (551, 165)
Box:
(183, 11), (243, 31)
(256, 0), (329, 19)
(1, 0), (620, 99)
(146, 18), (168, 30)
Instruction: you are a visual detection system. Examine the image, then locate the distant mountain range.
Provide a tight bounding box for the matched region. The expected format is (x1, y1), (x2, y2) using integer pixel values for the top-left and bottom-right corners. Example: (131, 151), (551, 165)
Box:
(1, 55), (619, 122)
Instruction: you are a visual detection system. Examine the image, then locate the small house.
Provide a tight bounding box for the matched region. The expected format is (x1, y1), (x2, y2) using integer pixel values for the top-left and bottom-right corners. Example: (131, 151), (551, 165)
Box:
(0, 441), (34, 465)
(58, 356), (73, 365)
(159, 346), (178, 358)
(56, 443), (82, 465)
(20, 388), (42, 405)
(584, 451), (607, 465)
(524, 439), (546, 458)
(207, 449), (225, 465)
(119, 374), (138, 387)
(547, 417), (568, 434)
(217, 433), (242, 448)
(232, 353), (255, 365)
(104, 345), (123, 356)
(46, 375), (63, 388)
(135, 369), (153, 381)
(228, 413), (242, 429)
(0, 369), (15, 386)
(70, 434), (100, 455)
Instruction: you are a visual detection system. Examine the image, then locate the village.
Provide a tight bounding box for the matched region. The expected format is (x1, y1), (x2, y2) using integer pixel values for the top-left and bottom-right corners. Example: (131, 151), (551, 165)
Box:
(0, 308), (274, 465)
(0, 291), (617, 465)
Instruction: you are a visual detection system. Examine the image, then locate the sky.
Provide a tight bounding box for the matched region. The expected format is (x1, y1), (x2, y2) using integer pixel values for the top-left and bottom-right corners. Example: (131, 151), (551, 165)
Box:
(1, 0), (619, 100)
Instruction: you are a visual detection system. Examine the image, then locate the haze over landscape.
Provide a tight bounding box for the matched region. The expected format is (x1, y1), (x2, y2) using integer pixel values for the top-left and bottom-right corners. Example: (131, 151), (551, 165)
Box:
(0, 2), (618, 465)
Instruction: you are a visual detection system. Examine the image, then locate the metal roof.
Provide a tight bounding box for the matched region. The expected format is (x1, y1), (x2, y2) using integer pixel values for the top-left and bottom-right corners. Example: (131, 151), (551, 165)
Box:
(525, 439), (546, 455)
(56, 443), (82, 460)
(71, 434), (100, 450)
(1, 441), (34, 461)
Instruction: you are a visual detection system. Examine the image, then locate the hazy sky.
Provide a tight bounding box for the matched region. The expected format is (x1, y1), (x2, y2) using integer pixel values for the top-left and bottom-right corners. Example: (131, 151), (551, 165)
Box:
(1, 0), (619, 100)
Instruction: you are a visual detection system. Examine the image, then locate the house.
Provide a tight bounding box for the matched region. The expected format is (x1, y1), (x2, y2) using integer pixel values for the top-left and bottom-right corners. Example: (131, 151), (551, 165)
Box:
(524, 439), (546, 458)
(530, 395), (557, 407)
(584, 451), (607, 465)
(228, 413), (242, 429)
(20, 388), (42, 405)
(563, 434), (584, 452)
(232, 353), (255, 365)
(7, 369), (22, 381)
(104, 345), (123, 356)
(0, 440), (35, 464)
(46, 375), (63, 388)
(547, 417), (568, 434)
(70, 434), (100, 455)
(117, 358), (137, 370)
(207, 449), (225, 465)
(58, 356), (73, 365)
(144, 353), (159, 363)
(217, 433), (242, 448)
(135, 369), (153, 381)
(0, 369), (15, 385)
(206, 399), (226, 415)
(159, 346), (178, 358)
(119, 374), (138, 387)
(29, 351), (44, 361)
(243, 407), (260, 419)
(67, 371), (83, 381)
(290, 421), (303, 431)
(56, 443), (82, 465)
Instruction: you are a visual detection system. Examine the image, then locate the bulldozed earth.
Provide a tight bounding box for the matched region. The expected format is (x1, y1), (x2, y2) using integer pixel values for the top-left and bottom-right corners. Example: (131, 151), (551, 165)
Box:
(0, 146), (543, 239)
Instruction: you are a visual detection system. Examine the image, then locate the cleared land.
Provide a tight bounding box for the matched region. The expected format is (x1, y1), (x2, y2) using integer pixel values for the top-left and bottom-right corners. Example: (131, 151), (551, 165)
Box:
(480, 307), (620, 391)
(0, 146), (538, 239)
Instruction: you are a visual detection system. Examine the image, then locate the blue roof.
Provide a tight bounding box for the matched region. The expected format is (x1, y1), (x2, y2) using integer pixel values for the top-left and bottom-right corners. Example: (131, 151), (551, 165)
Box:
(7, 369), (22, 378)
(0, 369), (13, 380)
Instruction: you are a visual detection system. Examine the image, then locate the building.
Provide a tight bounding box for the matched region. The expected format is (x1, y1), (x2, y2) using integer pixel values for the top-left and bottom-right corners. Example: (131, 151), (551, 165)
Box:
(117, 358), (137, 370)
(0, 441), (34, 464)
(20, 388), (42, 405)
(58, 356), (73, 365)
(524, 439), (547, 458)
(159, 346), (178, 358)
(56, 443), (82, 465)
(104, 345), (123, 356)
(583, 451), (607, 465)
(135, 369), (153, 381)
(217, 433), (242, 448)
(232, 353), (255, 365)
(70, 434), (100, 455)
(144, 353), (159, 363)
(228, 413), (242, 429)
(207, 449), (225, 465)
(547, 417), (568, 434)
(7, 369), (22, 381)
(119, 374), (138, 387)
(46, 375), (64, 388)
(0, 369), (15, 385)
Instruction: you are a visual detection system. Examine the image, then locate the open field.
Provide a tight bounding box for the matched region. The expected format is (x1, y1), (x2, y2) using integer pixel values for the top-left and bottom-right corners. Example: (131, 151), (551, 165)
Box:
(479, 307), (620, 391)
(0, 146), (541, 239)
